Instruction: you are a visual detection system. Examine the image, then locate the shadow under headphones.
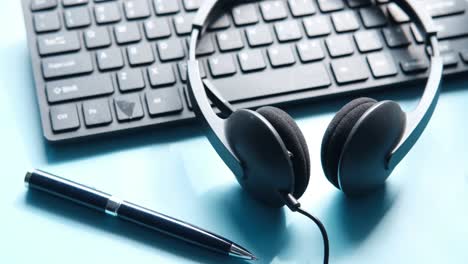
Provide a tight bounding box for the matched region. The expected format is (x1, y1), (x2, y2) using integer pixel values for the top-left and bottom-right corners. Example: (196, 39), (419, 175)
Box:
(187, 0), (442, 262)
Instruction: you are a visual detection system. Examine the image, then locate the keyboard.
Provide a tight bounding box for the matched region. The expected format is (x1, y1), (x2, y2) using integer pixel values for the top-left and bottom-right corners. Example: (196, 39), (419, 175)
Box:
(21, 0), (468, 142)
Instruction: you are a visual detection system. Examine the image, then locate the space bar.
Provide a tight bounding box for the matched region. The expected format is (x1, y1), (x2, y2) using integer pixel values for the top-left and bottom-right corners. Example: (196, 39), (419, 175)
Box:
(212, 63), (331, 102)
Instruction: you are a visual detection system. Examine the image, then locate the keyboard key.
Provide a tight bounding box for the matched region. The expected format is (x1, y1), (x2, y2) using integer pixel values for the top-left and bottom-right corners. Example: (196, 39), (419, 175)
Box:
(354, 30), (383, 53)
(117, 69), (145, 91)
(232, 4), (259, 26)
(208, 54), (237, 77)
(153, 0), (180, 15)
(50, 104), (80, 132)
(190, 35), (215, 56)
(346, 0), (372, 8)
(213, 63), (331, 101)
(83, 28), (111, 49)
(288, 0), (316, 17)
(64, 6), (91, 29)
(46, 75), (114, 103)
(157, 39), (185, 61)
(124, 0), (151, 19)
(434, 15), (468, 40)
(359, 7), (387, 28)
(442, 51), (459, 67)
(34, 11), (61, 33)
(178, 61), (206, 82)
(38, 32), (80, 55)
(426, 0), (465, 18)
(63, 0), (88, 7)
(331, 57), (370, 84)
(303, 16), (331, 37)
(387, 3), (409, 24)
(127, 43), (155, 66)
(183, 0), (201, 11)
(275, 21), (303, 42)
(260, 0), (288, 22)
(296, 40), (325, 62)
(326, 35), (354, 57)
(94, 2), (121, 24)
(96, 48), (124, 70)
(245, 25), (274, 47)
(267, 46), (296, 67)
(216, 30), (244, 51)
(367, 53), (398, 78)
(144, 19), (171, 40)
(382, 26), (410, 48)
(147, 64), (176, 87)
(114, 23), (141, 44)
(146, 88), (183, 117)
(173, 13), (195, 35)
(82, 99), (113, 127)
(400, 59), (429, 74)
(114, 94), (144, 121)
(460, 50), (468, 63)
(208, 14), (231, 30)
(237, 50), (267, 73)
(317, 0), (345, 12)
(42, 53), (93, 79)
(332, 10), (360, 33)
(31, 0), (57, 11)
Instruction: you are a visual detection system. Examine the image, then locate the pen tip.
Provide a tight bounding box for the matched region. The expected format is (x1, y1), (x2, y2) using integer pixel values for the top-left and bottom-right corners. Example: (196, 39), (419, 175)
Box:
(229, 244), (258, 261)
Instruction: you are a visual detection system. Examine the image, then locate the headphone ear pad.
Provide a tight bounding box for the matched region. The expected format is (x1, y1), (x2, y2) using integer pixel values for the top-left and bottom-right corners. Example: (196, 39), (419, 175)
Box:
(321, 98), (378, 189)
(257, 106), (310, 199)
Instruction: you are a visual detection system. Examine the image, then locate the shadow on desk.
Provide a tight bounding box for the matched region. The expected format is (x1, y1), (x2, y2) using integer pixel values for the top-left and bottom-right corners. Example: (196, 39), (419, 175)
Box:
(24, 189), (247, 264)
(323, 185), (399, 257)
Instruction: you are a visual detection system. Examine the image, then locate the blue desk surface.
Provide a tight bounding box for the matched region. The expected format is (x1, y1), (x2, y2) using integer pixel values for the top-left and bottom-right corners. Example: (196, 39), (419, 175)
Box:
(2, 2), (468, 263)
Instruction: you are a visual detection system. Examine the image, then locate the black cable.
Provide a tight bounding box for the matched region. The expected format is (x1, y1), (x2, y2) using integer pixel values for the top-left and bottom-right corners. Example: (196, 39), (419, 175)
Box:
(296, 207), (330, 264)
(282, 193), (330, 264)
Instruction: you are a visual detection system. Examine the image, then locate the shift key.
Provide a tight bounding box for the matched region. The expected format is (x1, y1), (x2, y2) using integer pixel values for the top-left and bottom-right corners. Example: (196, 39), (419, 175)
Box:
(46, 75), (114, 103)
(42, 53), (93, 79)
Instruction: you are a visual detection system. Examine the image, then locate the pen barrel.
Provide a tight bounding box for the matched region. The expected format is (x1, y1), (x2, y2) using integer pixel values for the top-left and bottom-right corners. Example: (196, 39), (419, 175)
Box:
(117, 201), (232, 255)
(25, 170), (111, 212)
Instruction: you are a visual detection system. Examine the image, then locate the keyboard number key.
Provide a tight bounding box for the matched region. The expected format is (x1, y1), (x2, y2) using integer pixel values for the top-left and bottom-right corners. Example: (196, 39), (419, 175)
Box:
(94, 3), (121, 24)
(34, 11), (61, 33)
(124, 0), (151, 19)
(50, 104), (80, 132)
(31, 0), (58, 11)
(82, 99), (113, 127)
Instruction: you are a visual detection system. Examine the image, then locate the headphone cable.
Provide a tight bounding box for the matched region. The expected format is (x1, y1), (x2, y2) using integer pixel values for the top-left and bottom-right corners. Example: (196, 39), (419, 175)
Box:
(282, 193), (330, 264)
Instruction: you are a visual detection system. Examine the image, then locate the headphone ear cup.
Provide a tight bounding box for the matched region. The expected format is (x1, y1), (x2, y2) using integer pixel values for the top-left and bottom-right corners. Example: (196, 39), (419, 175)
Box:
(257, 106), (310, 199)
(321, 98), (378, 189)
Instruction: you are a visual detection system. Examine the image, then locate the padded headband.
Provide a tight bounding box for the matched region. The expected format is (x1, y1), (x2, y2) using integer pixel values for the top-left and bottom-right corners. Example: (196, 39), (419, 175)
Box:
(187, 0), (443, 172)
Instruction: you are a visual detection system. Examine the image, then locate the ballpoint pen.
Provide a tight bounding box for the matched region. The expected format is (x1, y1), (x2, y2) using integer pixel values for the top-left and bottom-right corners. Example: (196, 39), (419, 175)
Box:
(24, 169), (257, 261)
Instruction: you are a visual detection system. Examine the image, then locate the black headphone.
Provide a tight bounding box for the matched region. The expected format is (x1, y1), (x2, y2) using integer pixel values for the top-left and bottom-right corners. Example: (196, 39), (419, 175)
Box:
(187, 1), (442, 262)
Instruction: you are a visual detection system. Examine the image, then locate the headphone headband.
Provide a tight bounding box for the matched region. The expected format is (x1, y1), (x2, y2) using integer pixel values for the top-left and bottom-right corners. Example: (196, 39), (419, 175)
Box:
(187, 0), (443, 174)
